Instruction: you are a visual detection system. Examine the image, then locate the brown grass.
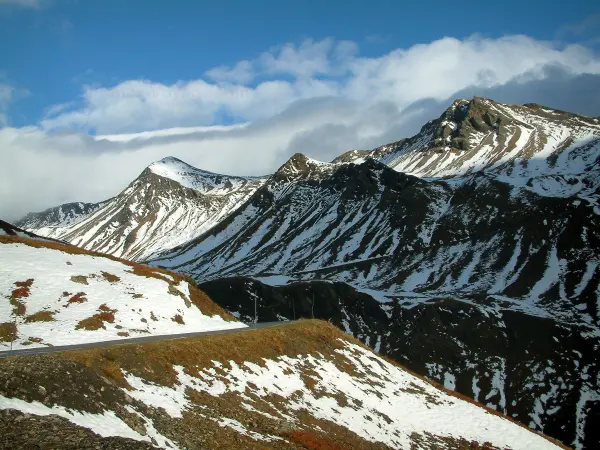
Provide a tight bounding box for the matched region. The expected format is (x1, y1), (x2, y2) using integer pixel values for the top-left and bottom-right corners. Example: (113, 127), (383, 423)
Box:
(9, 279), (34, 317)
(282, 431), (345, 450)
(0, 322), (17, 342)
(171, 314), (185, 325)
(75, 305), (117, 331)
(11, 287), (29, 299)
(66, 292), (87, 306)
(70, 275), (89, 285)
(14, 279), (34, 289)
(101, 271), (120, 283)
(24, 311), (56, 323)
(102, 360), (127, 384)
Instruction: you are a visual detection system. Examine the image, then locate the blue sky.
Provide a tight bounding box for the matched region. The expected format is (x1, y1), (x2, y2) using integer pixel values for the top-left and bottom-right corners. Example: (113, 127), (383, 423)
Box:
(2, 0), (599, 128)
(1, 0), (600, 220)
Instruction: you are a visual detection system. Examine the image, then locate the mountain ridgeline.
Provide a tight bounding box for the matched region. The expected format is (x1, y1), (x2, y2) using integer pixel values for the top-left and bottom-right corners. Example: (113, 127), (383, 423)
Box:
(18, 97), (600, 449)
(18, 157), (267, 260)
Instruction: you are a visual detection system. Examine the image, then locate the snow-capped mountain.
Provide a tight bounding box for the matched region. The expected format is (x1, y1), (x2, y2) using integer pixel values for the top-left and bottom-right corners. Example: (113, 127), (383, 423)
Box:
(151, 155), (446, 278)
(149, 98), (600, 449)
(0, 230), (244, 350)
(374, 97), (600, 201)
(15, 97), (600, 448)
(18, 157), (267, 260)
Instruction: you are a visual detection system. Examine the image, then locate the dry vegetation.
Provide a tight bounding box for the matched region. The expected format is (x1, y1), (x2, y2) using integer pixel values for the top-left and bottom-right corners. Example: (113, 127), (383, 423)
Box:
(171, 314), (185, 325)
(101, 271), (120, 283)
(0, 323), (17, 343)
(9, 279), (34, 317)
(24, 311), (56, 323)
(282, 431), (345, 450)
(65, 292), (87, 306)
(75, 305), (117, 331)
(70, 275), (88, 285)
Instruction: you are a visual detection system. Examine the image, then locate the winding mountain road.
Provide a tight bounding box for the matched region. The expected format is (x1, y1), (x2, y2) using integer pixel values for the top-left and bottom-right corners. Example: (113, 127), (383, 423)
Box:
(0, 321), (287, 359)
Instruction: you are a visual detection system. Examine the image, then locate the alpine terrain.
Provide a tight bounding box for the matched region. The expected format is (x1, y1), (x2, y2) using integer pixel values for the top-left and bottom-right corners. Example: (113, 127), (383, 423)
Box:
(18, 97), (600, 449)
(18, 157), (267, 260)
(0, 233), (565, 449)
(0, 233), (245, 351)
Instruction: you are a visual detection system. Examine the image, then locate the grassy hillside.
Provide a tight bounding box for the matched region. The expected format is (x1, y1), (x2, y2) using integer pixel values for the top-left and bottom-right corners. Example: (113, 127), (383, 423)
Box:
(0, 235), (241, 350)
(0, 320), (566, 449)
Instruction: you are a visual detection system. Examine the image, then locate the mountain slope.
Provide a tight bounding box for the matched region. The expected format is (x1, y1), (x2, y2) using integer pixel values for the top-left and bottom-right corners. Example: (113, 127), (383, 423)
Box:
(16, 200), (110, 239)
(14, 97), (600, 448)
(374, 97), (600, 202)
(0, 232), (244, 350)
(0, 321), (564, 449)
(203, 275), (599, 449)
(0, 219), (58, 241)
(149, 99), (600, 449)
(18, 157), (267, 260)
(151, 155), (450, 279)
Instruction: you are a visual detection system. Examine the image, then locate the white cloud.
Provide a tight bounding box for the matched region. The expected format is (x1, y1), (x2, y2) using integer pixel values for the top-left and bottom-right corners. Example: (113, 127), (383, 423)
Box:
(42, 35), (600, 135)
(205, 60), (255, 84)
(3, 34), (600, 221)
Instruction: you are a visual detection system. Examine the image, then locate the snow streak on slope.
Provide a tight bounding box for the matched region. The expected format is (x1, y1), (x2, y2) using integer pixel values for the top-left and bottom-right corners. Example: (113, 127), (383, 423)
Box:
(18, 157), (267, 260)
(0, 327), (562, 449)
(152, 156), (447, 281)
(122, 340), (559, 449)
(16, 201), (109, 240)
(0, 240), (245, 350)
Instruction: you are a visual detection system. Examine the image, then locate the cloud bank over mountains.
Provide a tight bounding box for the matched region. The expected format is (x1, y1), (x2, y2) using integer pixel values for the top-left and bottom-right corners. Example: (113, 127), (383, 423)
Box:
(2, 34), (600, 221)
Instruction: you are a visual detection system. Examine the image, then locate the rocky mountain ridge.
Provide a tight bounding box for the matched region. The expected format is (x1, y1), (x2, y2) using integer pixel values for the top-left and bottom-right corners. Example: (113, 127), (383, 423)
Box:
(17, 157), (267, 260)
(15, 97), (600, 448)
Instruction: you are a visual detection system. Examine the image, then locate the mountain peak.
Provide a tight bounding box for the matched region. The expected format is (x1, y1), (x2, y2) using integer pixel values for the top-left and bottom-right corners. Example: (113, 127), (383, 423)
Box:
(148, 156), (195, 174)
(156, 155), (186, 165)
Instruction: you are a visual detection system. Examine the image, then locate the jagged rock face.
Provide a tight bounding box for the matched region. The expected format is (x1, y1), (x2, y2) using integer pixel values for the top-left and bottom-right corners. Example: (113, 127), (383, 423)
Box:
(374, 97), (600, 203)
(18, 157), (267, 260)
(151, 158), (449, 278)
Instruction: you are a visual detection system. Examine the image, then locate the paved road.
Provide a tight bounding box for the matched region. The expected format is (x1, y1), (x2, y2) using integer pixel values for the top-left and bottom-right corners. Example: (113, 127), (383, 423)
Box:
(0, 321), (288, 359)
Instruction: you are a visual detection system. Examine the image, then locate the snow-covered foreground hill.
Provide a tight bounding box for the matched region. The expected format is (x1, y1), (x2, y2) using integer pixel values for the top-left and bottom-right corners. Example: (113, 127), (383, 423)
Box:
(0, 236), (245, 350)
(0, 321), (564, 449)
(17, 157), (267, 260)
